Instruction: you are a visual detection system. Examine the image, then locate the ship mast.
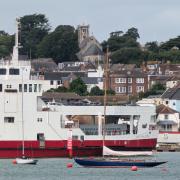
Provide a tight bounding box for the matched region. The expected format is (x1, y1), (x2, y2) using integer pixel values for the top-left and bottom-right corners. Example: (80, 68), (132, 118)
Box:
(12, 18), (20, 64)
(103, 46), (109, 157)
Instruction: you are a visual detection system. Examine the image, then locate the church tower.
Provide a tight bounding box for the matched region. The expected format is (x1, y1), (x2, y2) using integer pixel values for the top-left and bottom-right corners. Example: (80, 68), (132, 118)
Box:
(78, 24), (89, 45)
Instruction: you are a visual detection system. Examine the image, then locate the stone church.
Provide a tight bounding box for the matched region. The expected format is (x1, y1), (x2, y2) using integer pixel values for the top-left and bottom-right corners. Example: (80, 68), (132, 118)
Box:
(76, 24), (104, 63)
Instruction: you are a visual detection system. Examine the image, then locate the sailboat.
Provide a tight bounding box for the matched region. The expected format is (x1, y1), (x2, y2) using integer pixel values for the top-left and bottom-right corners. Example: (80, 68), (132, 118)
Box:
(74, 46), (167, 168)
(13, 18), (38, 165)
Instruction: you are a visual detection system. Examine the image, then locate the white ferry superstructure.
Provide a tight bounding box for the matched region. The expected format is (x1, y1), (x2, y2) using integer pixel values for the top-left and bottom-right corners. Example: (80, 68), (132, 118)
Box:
(0, 19), (158, 158)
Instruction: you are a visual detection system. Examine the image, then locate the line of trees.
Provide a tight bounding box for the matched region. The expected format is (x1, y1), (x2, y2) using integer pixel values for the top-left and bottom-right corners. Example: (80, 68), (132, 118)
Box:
(47, 77), (115, 96)
(1, 13), (180, 65)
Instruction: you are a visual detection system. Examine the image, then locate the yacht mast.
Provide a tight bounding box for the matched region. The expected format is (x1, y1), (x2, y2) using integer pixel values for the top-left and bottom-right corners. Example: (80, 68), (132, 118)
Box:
(103, 46), (109, 154)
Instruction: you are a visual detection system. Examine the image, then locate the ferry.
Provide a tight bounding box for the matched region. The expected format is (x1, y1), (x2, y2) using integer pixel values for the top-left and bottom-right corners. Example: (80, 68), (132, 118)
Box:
(0, 19), (158, 158)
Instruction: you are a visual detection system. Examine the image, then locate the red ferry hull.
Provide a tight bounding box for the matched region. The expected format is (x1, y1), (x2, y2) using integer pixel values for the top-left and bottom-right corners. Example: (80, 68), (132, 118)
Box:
(0, 139), (157, 158)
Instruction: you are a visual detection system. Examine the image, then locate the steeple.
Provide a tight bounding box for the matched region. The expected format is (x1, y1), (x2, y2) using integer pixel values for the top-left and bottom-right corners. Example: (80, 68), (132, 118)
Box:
(78, 24), (89, 45)
(12, 18), (20, 63)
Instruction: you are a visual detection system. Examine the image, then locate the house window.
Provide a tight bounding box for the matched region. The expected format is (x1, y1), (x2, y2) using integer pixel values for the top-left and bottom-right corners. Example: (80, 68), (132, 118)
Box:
(115, 86), (126, 93)
(57, 80), (62, 85)
(50, 80), (54, 85)
(120, 78), (126, 83)
(0, 84), (2, 92)
(128, 78), (132, 83)
(128, 86), (132, 93)
(164, 115), (168, 120)
(115, 78), (120, 83)
(115, 87), (119, 93)
(4, 117), (14, 123)
(115, 78), (126, 83)
(136, 86), (144, 92)
(136, 78), (144, 83)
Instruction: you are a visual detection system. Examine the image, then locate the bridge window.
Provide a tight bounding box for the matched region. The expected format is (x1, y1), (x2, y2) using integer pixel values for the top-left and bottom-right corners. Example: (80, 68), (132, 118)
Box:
(0, 68), (6, 75)
(9, 68), (19, 75)
(38, 84), (42, 92)
(24, 84), (27, 92)
(34, 84), (37, 92)
(29, 84), (32, 92)
(19, 84), (22, 92)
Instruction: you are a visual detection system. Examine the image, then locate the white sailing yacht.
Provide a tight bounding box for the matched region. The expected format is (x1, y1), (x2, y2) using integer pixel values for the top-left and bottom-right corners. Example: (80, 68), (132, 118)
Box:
(13, 18), (38, 165)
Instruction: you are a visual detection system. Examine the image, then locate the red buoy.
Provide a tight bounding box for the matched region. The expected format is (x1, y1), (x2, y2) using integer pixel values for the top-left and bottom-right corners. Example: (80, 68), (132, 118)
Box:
(131, 166), (138, 171)
(67, 163), (73, 168)
(12, 159), (17, 164)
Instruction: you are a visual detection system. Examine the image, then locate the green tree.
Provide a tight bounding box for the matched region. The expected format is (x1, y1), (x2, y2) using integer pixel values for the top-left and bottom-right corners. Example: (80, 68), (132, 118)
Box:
(160, 36), (180, 50)
(141, 83), (166, 98)
(37, 25), (79, 63)
(145, 41), (159, 53)
(69, 77), (87, 96)
(110, 47), (142, 65)
(20, 14), (50, 58)
(0, 31), (14, 58)
(102, 28), (140, 53)
(124, 27), (140, 41)
(90, 86), (104, 96)
(106, 89), (115, 95)
(47, 86), (68, 92)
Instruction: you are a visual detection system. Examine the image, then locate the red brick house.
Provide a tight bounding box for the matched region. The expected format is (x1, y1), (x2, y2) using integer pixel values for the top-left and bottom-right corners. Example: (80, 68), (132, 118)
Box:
(107, 67), (148, 96)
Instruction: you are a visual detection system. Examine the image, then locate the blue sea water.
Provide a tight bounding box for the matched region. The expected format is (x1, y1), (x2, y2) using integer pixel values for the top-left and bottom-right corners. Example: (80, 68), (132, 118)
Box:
(0, 152), (179, 180)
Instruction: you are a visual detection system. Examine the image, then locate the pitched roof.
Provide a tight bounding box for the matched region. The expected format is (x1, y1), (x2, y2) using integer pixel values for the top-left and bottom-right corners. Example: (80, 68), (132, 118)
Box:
(156, 104), (179, 114)
(81, 77), (102, 84)
(31, 58), (58, 72)
(44, 72), (87, 80)
(42, 92), (81, 101)
(83, 44), (103, 56)
(157, 120), (177, 125)
(110, 68), (147, 78)
(161, 83), (180, 100)
(110, 64), (136, 72)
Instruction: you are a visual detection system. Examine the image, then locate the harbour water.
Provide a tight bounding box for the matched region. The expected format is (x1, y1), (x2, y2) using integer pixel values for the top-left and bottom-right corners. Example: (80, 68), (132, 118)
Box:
(0, 152), (179, 180)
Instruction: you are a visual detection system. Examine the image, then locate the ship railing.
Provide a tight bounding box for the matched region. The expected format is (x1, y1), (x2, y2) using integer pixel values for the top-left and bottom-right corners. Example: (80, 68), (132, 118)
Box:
(81, 130), (127, 136)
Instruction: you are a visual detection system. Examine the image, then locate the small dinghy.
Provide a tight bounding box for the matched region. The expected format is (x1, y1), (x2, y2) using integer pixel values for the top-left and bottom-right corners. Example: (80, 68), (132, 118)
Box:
(16, 156), (38, 165)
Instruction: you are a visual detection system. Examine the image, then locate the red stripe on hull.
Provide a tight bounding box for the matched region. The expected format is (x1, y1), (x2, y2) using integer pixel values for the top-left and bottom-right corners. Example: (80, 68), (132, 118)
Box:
(160, 131), (180, 134)
(0, 139), (157, 158)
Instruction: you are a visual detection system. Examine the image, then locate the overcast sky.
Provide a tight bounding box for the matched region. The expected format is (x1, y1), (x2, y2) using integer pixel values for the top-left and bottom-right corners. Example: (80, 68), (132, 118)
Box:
(1, 0), (180, 44)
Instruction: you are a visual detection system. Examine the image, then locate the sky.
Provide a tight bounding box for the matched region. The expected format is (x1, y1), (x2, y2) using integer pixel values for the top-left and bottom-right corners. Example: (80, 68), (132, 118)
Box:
(1, 0), (180, 44)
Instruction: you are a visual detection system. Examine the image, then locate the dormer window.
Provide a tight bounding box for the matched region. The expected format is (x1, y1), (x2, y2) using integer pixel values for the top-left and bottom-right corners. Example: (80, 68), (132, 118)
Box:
(9, 68), (19, 75)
